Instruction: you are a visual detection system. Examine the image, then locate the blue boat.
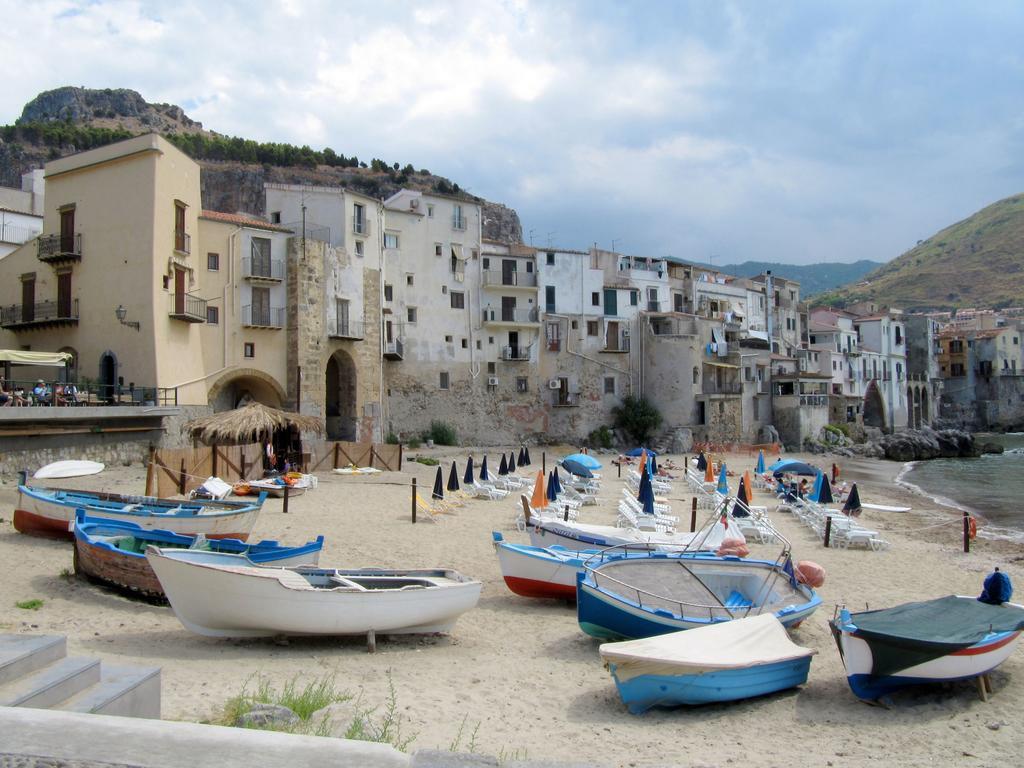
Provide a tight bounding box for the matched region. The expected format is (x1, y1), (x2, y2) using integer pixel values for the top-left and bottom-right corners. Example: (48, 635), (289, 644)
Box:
(73, 511), (323, 600)
(577, 548), (821, 640)
(600, 613), (815, 712)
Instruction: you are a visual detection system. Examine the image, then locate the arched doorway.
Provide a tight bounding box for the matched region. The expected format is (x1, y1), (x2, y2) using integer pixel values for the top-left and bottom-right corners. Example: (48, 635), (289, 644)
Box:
(921, 389), (929, 426)
(99, 351), (117, 403)
(325, 350), (357, 440)
(911, 387), (921, 429)
(208, 372), (284, 412)
(863, 381), (885, 430)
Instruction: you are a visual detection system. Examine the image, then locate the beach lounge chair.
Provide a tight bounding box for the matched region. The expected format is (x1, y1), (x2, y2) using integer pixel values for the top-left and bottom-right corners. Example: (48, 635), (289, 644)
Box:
(472, 481), (509, 500)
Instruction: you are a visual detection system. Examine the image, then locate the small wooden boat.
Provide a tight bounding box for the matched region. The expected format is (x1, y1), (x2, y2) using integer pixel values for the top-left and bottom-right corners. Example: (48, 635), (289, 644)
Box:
(14, 482), (266, 541)
(577, 549), (821, 640)
(492, 531), (590, 600)
(831, 595), (1024, 701)
(146, 547), (482, 639)
(34, 460), (105, 479)
(73, 513), (324, 600)
(600, 613), (815, 712)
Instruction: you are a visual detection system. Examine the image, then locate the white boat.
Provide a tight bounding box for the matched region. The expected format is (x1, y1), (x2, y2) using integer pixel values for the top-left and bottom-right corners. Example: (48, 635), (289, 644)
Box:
(146, 547), (482, 638)
(600, 613), (815, 712)
(33, 460), (105, 479)
(831, 595), (1024, 700)
(527, 517), (732, 552)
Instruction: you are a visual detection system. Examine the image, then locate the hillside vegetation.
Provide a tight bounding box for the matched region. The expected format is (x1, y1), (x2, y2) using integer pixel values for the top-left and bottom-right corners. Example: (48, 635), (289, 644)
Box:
(716, 259), (882, 298)
(822, 194), (1024, 311)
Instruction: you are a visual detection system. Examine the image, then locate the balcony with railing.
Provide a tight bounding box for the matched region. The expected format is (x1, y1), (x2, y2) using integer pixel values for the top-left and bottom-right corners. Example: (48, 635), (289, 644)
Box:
(168, 293), (207, 323)
(646, 300), (661, 313)
(482, 307), (539, 326)
(452, 212), (467, 231)
(0, 299), (79, 330)
(242, 257), (285, 281)
(602, 334), (630, 353)
(701, 381), (743, 396)
(352, 215), (371, 236)
(552, 391), (580, 407)
(37, 233), (82, 264)
(174, 229), (191, 255)
(482, 270), (538, 289)
(384, 337), (404, 360)
(242, 305), (285, 328)
(330, 319), (365, 340)
(500, 344), (532, 361)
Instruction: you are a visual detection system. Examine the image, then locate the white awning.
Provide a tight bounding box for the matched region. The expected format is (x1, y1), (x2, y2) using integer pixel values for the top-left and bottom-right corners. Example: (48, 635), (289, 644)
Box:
(0, 350), (72, 367)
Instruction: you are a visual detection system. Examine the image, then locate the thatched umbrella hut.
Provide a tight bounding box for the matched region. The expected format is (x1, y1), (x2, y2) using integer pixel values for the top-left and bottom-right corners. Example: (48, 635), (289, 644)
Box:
(184, 403), (324, 471)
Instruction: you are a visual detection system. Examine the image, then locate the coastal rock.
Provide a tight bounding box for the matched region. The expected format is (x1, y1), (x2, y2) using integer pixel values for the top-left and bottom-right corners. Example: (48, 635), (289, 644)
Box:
(236, 703), (300, 729)
(878, 427), (977, 461)
(980, 441), (1004, 454)
(851, 442), (885, 459)
(863, 426), (884, 443)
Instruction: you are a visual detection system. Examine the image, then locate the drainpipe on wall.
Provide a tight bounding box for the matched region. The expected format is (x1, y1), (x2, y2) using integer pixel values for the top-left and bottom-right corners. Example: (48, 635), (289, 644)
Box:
(377, 199), (386, 432)
(469, 206), (482, 379)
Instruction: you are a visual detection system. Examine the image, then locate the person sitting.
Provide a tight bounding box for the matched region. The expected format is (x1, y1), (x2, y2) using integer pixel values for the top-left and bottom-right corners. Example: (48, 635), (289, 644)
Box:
(11, 387), (26, 406)
(58, 382), (79, 406)
(0, 376), (8, 406)
(32, 380), (52, 406)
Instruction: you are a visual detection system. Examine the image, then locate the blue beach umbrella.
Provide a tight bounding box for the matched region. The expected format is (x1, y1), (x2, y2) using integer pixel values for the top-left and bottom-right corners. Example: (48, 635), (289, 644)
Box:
(463, 456), (475, 485)
(768, 459), (819, 476)
(551, 467), (563, 496)
(649, 455), (659, 476)
(717, 463), (729, 495)
(447, 461), (460, 492)
(637, 469), (656, 516)
(810, 471), (823, 501)
(498, 454), (508, 476)
(564, 453), (601, 470)
(547, 471), (558, 501)
(480, 455), (490, 482)
(625, 447), (657, 457)
(508, 451), (517, 473)
(815, 475), (834, 505)
(561, 459), (593, 478)
(431, 466), (444, 500)
(518, 447), (526, 465)
(696, 452), (707, 472)
(755, 450), (766, 475)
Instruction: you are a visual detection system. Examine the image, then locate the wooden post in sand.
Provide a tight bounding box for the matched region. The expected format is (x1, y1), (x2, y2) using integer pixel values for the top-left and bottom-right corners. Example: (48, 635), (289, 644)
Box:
(542, 452), (546, 473)
(282, 484), (290, 514)
(178, 459), (186, 495)
(411, 478), (417, 524)
(617, 460), (621, 479)
(963, 511), (970, 554)
(145, 446), (155, 496)
(690, 498), (698, 532)
(823, 516), (833, 548)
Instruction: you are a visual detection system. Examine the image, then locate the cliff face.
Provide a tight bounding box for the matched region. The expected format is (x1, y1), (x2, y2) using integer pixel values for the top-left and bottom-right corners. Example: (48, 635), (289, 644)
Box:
(3, 87), (524, 243)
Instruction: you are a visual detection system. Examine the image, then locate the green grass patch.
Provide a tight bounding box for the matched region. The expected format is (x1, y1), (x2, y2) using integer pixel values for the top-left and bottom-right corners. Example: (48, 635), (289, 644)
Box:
(414, 457), (439, 466)
(16, 599), (44, 610)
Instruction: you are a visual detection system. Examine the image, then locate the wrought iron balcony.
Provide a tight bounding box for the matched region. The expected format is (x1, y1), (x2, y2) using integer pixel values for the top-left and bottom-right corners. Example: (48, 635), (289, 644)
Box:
(552, 392), (580, 407)
(242, 305), (285, 328)
(482, 307), (539, 325)
(702, 381), (743, 395)
(174, 229), (191, 255)
(330, 319), (365, 340)
(500, 345), (532, 361)
(242, 257), (285, 281)
(0, 299), (79, 330)
(37, 233), (82, 264)
(384, 338), (404, 360)
(168, 292), (206, 323)
(482, 270), (538, 288)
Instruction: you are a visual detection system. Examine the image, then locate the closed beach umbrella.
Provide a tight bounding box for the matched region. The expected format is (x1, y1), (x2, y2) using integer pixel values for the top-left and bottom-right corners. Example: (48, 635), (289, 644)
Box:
(717, 463), (729, 495)
(431, 466), (444, 500)
(547, 471), (558, 501)
(736, 475), (751, 507)
(531, 470), (548, 509)
(480, 455), (490, 482)
(816, 475), (834, 505)
(552, 467), (563, 496)
(755, 450), (765, 475)
(697, 451), (707, 471)
(842, 483), (862, 517)
(498, 454), (508, 476)
(638, 448), (648, 472)
(463, 456), (475, 485)
(810, 471), (823, 502)
(447, 461), (460, 492)
(704, 461), (715, 483)
(637, 470), (656, 516)
(508, 451), (517, 472)
(650, 455), (659, 476)
(523, 447), (532, 466)
(518, 447), (526, 465)
(743, 470), (753, 500)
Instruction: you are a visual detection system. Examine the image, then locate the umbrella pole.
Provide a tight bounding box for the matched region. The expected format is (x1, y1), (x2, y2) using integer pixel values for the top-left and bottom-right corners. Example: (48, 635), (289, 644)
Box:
(411, 478), (417, 524)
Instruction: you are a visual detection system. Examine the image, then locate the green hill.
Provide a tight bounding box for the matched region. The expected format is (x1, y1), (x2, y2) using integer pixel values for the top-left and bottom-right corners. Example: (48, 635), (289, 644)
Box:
(715, 260), (882, 298)
(822, 194), (1024, 311)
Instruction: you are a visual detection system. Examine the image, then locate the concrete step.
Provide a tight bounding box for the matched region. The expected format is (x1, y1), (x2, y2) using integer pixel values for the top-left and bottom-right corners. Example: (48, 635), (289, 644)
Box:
(55, 663), (161, 718)
(0, 634), (67, 686)
(0, 656), (101, 709)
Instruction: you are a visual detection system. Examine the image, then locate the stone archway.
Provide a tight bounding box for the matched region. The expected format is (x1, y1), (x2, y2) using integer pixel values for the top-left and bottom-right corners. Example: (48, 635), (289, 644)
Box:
(207, 369), (286, 412)
(921, 389), (930, 426)
(863, 381), (886, 430)
(325, 349), (357, 440)
(99, 350), (118, 403)
(911, 386), (921, 429)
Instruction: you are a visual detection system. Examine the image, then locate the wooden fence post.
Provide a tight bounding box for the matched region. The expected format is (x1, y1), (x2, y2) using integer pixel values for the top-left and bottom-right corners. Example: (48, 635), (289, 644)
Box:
(963, 511), (970, 554)
(411, 478), (417, 524)
(333, 443), (340, 469)
(178, 459), (186, 495)
(542, 452), (546, 474)
(145, 446), (155, 496)
(690, 498), (698, 532)
(824, 516), (833, 548)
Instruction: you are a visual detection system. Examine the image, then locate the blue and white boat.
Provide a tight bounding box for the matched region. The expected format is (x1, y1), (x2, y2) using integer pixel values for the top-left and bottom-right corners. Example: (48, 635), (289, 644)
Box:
(73, 512), (324, 599)
(577, 548), (821, 640)
(600, 613), (815, 712)
(831, 595), (1024, 701)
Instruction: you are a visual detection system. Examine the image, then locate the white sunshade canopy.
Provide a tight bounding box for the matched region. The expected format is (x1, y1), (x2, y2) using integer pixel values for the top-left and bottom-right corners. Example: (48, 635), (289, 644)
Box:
(0, 350), (72, 367)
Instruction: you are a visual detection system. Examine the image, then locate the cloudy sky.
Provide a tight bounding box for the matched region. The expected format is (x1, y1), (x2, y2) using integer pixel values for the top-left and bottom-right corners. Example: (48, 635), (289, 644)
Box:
(2, 1), (1023, 265)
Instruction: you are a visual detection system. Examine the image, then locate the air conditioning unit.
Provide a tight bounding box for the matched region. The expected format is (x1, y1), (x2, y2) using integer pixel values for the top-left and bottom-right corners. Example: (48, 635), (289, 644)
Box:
(487, 376), (499, 386)
(548, 379), (562, 390)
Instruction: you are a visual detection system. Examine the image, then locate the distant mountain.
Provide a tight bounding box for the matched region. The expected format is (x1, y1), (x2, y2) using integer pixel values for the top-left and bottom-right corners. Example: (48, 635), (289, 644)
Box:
(823, 194), (1024, 311)
(714, 260), (883, 298)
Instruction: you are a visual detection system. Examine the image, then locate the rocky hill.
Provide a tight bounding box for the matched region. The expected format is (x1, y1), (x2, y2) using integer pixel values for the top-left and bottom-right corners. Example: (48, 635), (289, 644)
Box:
(822, 194), (1024, 311)
(715, 259), (882, 298)
(1, 87), (522, 242)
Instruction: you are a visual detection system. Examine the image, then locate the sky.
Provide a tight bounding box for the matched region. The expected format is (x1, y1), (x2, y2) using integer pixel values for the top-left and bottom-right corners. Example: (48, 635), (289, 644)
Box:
(2, 1), (1023, 266)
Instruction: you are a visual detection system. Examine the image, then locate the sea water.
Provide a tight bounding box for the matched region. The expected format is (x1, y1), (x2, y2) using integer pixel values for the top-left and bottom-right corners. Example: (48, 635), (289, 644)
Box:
(899, 433), (1024, 542)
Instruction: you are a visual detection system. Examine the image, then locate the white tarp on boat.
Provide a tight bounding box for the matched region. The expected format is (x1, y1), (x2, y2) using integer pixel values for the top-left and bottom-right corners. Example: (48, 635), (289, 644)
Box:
(599, 613), (815, 681)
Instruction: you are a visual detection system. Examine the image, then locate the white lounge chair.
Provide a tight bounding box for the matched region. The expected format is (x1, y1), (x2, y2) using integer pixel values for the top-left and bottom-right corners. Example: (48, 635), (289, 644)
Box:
(472, 481), (509, 500)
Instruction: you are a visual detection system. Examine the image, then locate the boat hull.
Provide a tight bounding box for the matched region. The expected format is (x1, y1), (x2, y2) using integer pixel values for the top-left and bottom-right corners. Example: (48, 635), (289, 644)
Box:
(834, 625), (1022, 700)
(147, 549), (482, 638)
(493, 536), (584, 600)
(608, 657), (813, 712)
(15, 486), (262, 541)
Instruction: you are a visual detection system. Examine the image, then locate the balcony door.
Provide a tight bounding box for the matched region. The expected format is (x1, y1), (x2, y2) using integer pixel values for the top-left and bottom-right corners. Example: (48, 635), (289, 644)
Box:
(21, 276), (35, 322)
(60, 208), (75, 253)
(502, 259), (516, 286)
(508, 331), (519, 359)
(606, 321), (621, 351)
(174, 204), (187, 252)
(174, 267), (186, 315)
(501, 296), (517, 322)
(251, 237), (271, 277)
(252, 287), (270, 326)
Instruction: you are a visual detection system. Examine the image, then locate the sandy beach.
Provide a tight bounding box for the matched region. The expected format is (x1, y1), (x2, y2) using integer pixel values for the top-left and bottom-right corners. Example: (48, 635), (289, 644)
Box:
(1, 448), (1022, 767)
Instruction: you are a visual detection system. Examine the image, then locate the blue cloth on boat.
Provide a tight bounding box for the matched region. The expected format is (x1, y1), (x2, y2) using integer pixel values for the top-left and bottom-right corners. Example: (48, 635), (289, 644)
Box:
(979, 569), (1013, 605)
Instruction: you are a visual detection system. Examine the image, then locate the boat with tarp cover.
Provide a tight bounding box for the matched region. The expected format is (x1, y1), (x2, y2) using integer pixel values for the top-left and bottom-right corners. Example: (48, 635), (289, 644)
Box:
(73, 512), (323, 600)
(831, 595), (1024, 700)
(600, 613), (815, 712)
